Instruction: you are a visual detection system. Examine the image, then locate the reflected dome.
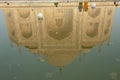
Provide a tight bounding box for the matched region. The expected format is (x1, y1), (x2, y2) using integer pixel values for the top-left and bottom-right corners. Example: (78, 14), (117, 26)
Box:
(45, 50), (78, 67)
(17, 9), (30, 18)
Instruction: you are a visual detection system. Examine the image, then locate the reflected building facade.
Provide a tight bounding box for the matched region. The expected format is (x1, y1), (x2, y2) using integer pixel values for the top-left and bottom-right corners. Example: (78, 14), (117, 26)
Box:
(4, 4), (114, 68)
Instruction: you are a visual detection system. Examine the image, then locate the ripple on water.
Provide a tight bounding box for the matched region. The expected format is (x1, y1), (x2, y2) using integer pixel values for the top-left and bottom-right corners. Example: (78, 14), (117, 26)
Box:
(115, 58), (120, 62)
(17, 64), (21, 67)
(13, 76), (17, 80)
(8, 64), (12, 71)
(109, 72), (118, 80)
(38, 57), (45, 63)
(46, 72), (53, 79)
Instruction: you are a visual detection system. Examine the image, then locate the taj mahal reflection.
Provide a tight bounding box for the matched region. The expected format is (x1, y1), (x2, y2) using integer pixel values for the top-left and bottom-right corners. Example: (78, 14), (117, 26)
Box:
(3, 5), (115, 69)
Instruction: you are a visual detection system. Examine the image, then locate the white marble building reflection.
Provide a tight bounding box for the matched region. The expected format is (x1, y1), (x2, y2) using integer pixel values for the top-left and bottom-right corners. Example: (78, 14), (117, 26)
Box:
(4, 5), (114, 68)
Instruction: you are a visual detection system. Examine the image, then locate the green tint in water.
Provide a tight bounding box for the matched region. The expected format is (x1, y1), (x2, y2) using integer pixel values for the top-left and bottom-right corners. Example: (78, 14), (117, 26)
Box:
(0, 6), (120, 80)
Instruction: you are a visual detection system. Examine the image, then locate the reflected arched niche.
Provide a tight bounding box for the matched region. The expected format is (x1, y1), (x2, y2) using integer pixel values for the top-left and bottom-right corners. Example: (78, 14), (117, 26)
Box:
(88, 8), (101, 18)
(87, 22), (99, 37)
(20, 23), (32, 39)
(17, 9), (30, 18)
(46, 9), (73, 40)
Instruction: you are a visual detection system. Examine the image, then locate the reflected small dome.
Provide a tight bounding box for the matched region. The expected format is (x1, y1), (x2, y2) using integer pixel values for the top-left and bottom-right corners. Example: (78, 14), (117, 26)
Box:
(25, 45), (38, 49)
(81, 43), (93, 53)
(17, 9), (30, 18)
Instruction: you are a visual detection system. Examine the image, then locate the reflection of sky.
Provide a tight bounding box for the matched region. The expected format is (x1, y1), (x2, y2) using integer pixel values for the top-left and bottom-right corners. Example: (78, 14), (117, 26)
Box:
(111, 8), (120, 42)
(0, 8), (120, 80)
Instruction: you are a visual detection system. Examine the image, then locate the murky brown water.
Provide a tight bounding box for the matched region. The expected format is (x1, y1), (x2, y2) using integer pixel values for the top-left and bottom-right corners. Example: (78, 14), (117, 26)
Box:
(0, 5), (120, 80)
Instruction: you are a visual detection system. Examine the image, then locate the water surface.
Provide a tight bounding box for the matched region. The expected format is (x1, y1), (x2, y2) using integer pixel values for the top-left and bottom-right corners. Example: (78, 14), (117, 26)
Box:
(0, 6), (120, 80)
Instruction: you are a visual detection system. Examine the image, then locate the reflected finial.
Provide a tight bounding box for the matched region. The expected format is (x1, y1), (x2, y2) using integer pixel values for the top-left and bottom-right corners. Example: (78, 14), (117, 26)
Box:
(58, 67), (63, 80)
(59, 67), (62, 74)
(98, 44), (102, 53)
(10, 43), (13, 48)
(10, 40), (13, 48)
(18, 46), (22, 55)
(79, 53), (83, 62)
(107, 39), (110, 46)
